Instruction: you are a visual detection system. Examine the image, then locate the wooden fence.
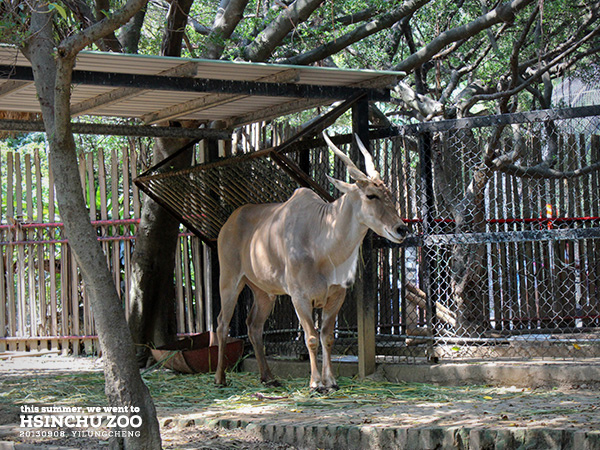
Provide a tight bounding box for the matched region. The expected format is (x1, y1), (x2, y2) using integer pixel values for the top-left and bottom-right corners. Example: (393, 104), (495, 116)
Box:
(0, 144), (214, 353)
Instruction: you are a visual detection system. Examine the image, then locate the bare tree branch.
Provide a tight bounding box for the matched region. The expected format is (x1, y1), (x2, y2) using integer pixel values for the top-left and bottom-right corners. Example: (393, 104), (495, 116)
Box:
(462, 22), (600, 113)
(334, 7), (378, 26)
(493, 160), (600, 179)
(57, 0), (149, 57)
(394, 81), (443, 120)
(95, 0), (123, 51)
(393, 0), (535, 74)
(282, 0), (432, 66)
(243, 0), (324, 61)
(203, 0), (250, 59)
(509, 5), (539, 89)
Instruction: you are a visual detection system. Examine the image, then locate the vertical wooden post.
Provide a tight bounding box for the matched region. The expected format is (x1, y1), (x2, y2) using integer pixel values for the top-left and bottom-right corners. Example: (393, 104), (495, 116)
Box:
(192, 238), (205, 333)
(35, 150), (46, 345)
(353, 94), (377, 378)
(206, 137), (221, 332)
(0, 152), (5, 352)
(48, 157), (58, 351)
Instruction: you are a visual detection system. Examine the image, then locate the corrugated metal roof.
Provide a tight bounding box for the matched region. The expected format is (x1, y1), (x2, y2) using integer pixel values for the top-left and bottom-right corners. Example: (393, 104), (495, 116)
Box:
(0, 45), (402, 128)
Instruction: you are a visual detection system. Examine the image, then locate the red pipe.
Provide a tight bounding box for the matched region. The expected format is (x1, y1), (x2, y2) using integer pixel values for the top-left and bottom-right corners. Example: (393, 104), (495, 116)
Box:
(0, 218), (141, 230)
(0, 232), (194, 246)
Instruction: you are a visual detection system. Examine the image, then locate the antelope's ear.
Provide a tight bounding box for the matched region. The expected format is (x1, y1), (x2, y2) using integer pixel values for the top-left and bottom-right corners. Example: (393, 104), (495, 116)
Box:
(326, 175), (354, 193)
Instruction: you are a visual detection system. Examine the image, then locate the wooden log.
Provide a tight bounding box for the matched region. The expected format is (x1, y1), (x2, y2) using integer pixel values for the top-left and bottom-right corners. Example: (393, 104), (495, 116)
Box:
(83, 154), (94, 337)
(12, 154), (26, 340)
(25, 154), (40, 347)
(183, 238), (194, 333)
(122, 146), (132, 318)
(175, 241), (185, 333)
(0, 349), (61, 359)
(60, 244), (70, 355)
(111, 149), (121, 305)
(405, 282), (456, 327)
(131, 146), (141, 217)
(70, 252), (79, 356)
(0, 225), (6, 352)
(35, 150), (47, 339)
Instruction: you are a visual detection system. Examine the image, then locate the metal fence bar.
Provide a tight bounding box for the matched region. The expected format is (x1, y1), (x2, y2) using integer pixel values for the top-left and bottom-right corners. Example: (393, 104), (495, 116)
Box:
(398, 105), (600, 134)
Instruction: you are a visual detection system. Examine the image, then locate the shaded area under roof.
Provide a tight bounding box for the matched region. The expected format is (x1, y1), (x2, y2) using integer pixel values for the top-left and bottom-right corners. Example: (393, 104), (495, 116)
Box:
(0, 46), (402, 129)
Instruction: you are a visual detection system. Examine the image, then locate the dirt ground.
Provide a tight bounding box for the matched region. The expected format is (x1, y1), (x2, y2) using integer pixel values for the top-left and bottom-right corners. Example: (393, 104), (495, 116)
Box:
(1, 355), (599, 449)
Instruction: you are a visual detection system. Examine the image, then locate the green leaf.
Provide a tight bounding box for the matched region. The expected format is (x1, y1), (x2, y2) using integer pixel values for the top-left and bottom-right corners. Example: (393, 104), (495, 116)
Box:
(49, 2), (68, 20)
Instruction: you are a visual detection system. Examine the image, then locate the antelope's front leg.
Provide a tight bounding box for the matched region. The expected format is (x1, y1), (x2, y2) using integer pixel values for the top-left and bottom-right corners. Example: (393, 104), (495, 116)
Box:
(291, 295), (322, 390)
(320, 286), (346, 391)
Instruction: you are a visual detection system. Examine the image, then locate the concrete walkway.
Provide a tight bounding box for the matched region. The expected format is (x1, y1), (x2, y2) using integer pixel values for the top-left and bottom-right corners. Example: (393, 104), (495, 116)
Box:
(2, 356), (600, 449)
(179, 357), (600, 449)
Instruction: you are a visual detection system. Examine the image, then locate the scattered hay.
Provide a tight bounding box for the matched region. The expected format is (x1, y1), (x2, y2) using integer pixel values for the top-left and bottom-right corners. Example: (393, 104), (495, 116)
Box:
(0, 367), (564, 414)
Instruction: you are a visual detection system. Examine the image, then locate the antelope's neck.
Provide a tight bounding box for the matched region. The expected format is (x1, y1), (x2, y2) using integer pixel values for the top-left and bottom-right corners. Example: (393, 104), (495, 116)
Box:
(320, 192), (368, 265)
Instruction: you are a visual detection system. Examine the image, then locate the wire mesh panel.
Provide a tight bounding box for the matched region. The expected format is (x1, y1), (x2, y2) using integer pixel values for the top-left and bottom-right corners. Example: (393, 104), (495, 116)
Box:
(267, 107), (600, 362)
(387, 107), (600, 361)
(135, 152), (302, 244)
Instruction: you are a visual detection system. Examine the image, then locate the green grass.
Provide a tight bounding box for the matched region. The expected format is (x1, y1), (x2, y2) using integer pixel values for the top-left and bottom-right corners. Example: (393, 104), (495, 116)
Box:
(0, 368), (562, 413)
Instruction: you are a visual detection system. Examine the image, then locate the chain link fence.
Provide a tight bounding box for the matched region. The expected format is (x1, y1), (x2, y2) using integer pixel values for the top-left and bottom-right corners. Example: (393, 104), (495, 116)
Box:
(261, 106), (600, 362)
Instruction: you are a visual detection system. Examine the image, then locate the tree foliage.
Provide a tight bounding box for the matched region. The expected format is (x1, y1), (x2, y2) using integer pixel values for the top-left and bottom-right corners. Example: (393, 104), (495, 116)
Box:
(2, 0), (598, 119)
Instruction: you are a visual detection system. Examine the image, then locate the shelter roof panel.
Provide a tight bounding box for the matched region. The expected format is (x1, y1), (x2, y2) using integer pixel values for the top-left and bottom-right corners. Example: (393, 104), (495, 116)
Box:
(0, 45), (403, 129)
(74, 52), (189, 75)
(0, 84), (42, 112)
(188, 97), (297, 122)
(70, 85), (116, 103)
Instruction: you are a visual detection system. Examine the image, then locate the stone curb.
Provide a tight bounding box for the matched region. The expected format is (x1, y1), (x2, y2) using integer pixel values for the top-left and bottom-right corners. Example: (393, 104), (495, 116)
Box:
(183, 417), (600, 450)
(242, 358), (600, 389)
(0, 442), (79, 450)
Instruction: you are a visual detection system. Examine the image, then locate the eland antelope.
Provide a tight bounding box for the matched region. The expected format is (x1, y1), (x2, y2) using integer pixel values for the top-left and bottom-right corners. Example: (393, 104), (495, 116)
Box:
(215, 132), (408, 391)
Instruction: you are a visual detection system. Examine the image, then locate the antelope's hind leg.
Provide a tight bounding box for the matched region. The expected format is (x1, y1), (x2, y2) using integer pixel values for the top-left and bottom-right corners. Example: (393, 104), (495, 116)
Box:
(320, 286), (346, 392)
(215, 277), (245, 386)
(246, 284), (278, 385)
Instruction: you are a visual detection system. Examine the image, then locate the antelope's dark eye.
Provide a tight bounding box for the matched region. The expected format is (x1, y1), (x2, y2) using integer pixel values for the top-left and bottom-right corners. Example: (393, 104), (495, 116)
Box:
(366, 194), (379, 200)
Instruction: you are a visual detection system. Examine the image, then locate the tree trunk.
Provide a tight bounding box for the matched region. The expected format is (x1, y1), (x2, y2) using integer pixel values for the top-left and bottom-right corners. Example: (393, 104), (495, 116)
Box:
(128, 137), (194, 363)
(24, 4), (161, 449)
(127, 0), (197, 366)
(161, 0), (194, 57)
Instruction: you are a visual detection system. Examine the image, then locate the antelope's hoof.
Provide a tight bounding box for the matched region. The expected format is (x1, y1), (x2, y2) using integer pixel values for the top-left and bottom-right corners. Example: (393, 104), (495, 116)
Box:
(310, 384), (339, 395)
(262, 378), (282, 388)
(214, 376), (228, 387)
